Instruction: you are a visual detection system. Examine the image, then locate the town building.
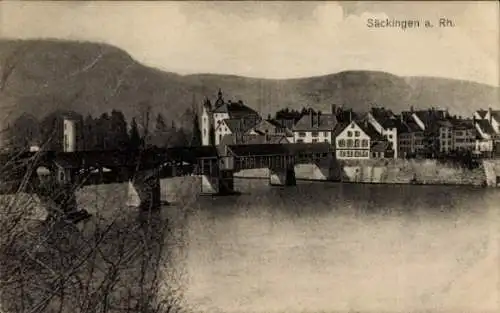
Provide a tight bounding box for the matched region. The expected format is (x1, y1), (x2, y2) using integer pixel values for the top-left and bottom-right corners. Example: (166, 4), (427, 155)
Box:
(292, 110), (338, 144)
(334, 121), (370, 159)
(437, 120), (454, 154)
(395, 112), (424, 157)
(451, 119), (476, 151)
(472, 108), (500, 156)
(367, 108), (407, 158)
(201, 89), (261, 146)
(410, 109), (450, 157)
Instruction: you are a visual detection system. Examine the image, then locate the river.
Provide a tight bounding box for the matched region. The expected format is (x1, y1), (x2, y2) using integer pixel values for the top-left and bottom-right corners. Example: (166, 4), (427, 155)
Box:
(5, 177), (498, 313)
(157, 178), (500, 313)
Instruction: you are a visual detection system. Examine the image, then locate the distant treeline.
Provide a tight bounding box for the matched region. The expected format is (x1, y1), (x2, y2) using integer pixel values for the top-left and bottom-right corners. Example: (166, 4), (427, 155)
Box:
(3, 108), (202, 152)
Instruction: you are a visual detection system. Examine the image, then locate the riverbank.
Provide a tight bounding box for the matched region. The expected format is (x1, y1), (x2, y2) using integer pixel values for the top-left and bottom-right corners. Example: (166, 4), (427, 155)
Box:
(235, 159), (500, 187)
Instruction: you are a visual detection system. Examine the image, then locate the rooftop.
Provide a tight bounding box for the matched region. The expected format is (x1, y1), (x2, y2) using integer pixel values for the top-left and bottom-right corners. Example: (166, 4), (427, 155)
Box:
(293, 113), (337, 131)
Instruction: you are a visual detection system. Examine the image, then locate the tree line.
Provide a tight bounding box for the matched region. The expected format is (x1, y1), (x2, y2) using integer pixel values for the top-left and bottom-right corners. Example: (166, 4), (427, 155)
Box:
(3, 108), (202, 152)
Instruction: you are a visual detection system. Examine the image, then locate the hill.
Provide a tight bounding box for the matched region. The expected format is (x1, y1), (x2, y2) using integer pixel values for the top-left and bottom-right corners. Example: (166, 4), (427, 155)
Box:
(1, 39), (498, 129)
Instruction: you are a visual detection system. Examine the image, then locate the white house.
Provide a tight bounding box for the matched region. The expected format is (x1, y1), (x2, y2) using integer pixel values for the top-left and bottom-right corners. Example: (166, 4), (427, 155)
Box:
(292, 111), (337, 144)
(334, 121), (371, 160)
(367, 108), (403, 158)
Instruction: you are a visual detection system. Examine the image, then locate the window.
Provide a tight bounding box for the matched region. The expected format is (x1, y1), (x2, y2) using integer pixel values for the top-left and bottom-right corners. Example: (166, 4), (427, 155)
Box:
(354, 139), (360, 147)
(323, 132), (328, 137)
(338, 139), (346, 147)
(354, 131), (360, 137)
(361, 139), (368, 147)
(296, 139), (304, 143)
(324, 139), (328, 143)
(298, 132), (306, 137)
(388, 134), (393, 139)
(203, 129), (207, 135)
(312, 139), (318, 143)
(311, 131), (319, 137)
(347, 131), (353, 137)
(219, 134), (222, 143)
(347, 139), (353, 147)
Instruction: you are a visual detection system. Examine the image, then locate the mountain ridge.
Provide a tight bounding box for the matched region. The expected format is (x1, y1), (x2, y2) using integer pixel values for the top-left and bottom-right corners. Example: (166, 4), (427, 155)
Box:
(0, 39), (498, 128)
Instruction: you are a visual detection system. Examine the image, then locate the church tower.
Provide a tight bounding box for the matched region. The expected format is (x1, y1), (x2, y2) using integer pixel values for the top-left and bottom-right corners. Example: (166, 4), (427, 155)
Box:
(201, 97), (213, 146)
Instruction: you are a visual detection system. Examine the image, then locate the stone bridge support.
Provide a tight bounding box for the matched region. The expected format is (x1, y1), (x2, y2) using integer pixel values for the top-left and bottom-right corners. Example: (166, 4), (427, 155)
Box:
(30, 165), (90, 223)
(201, 170), (235, 195)
(269, 165), (297, 186)
(127, 168), (163, 210)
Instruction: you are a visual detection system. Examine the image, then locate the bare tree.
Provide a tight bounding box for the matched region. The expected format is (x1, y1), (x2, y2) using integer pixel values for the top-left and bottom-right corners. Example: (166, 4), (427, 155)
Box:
(0, 44), (192, 313)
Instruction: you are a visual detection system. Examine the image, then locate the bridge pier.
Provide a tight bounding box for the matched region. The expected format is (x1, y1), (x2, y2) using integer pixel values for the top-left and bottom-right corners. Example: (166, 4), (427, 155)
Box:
(201, 170), (235, 195)
(269, 166), (296, 186)
(31, 167), (91, 224)
(127, 169), (162, 211)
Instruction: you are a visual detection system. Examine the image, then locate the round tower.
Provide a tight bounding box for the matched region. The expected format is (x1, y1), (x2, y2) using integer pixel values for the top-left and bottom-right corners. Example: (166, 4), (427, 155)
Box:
(63, 117), (77, 152)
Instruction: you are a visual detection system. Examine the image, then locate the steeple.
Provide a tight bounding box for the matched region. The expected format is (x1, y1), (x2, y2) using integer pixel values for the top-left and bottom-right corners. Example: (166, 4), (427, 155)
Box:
(215, 88), (224, 107)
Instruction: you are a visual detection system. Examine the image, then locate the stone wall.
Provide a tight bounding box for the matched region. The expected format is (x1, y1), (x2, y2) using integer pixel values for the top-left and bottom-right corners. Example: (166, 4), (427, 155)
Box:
(232, 158), (500, 187)
(338, 159), (488, 186)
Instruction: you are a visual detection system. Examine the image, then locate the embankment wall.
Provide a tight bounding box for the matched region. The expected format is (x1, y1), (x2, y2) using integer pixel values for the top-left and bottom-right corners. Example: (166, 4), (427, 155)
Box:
(235, 159), (500, 187)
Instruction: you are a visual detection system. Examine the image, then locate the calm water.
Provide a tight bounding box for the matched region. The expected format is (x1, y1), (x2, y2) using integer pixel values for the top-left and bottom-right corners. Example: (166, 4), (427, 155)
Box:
(164, 179), (500, 313)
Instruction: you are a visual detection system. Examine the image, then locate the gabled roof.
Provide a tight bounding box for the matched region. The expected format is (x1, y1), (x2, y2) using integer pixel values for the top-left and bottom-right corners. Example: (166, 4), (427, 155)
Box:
(405, 120), (424, 132)
(437, 120), (454, 128)
(212, 100), (259, 118)
(451, 119), (475, 130)
(293, 113), (337, 131)
(476, 120), (496, 136)
(371, 141), (392, 152)
(222, 118), (260, 134)
(357, 121), (385, 141)
(331, 122), (350, 138)
(475, 109), (488, 119)
(370, 107), (394, 121)
(490, 110), (500, 122)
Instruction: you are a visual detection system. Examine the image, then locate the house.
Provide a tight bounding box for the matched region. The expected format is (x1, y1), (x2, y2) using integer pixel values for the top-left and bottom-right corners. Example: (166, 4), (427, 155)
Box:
(484, 108), (500, 134)
(201, 89), (261, 146)
(216, 118), (260, 145)
(247, 119), (293, 139)
(359, 120), (394, 159)
(367, 108), (407, 158)
(437, 120), (454, 154)
(451, 119), (476, 151)
(292, 110), (337, 144)
(474, 119), (496, 153)
(334, 121), (370, 159)
(410, 109), (450, 157)
(396, 113), (425, 157)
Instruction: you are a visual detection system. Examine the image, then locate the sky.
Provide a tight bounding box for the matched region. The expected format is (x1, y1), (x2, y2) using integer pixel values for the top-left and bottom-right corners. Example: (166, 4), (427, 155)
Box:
(0, 1), (499, 86)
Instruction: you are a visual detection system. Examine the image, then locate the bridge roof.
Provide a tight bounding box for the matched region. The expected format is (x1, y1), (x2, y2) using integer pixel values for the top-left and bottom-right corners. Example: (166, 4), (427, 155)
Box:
(165, 146), (218, 162)
(226, 143), (333, 157)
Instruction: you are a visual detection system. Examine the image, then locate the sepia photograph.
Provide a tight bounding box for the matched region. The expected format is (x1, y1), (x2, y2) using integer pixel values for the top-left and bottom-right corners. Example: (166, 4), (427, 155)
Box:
(0, 1), (499, 313)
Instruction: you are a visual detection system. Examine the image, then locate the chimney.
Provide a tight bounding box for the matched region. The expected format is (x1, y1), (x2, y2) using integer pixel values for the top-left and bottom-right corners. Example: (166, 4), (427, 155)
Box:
(349, 110), (353, 122)
(317, 111), (321, 126)
(331, 104), (336, 115)
(489, 107), (492, 123)
(310, 109), (313, 126)
(410, 105), (414, 113)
